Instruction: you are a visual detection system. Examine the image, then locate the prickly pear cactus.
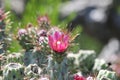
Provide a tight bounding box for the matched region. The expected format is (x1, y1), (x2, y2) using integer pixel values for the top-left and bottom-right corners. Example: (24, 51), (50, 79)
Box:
(3, 63), (24, 80)
(7, 53), (24, 64)
(97, 70), (119, 80)
(93, 59), (108, 72)
(24, 64), (42, 79)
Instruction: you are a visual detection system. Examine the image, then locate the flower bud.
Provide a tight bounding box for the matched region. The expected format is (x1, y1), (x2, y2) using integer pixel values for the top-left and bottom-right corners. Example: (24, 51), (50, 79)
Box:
(18, 29), (27, 37)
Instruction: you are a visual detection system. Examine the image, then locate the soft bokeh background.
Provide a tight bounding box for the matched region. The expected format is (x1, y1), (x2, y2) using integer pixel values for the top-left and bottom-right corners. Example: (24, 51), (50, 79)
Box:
(1, 0), (120, 60)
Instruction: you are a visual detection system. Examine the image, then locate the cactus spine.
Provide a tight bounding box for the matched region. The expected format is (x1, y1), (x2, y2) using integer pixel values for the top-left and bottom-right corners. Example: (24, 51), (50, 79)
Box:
(93, 59), (108, 72)
(24, 64), (42, 79)
(78, 50), (96, 75)
(67, 50), (96, 76)
(0, 9), (6, 54)
(24, 50), (48, 69)
(97, 70), (119, 80)
(46, 53), (70, 80)
(7, 53), (24, 64)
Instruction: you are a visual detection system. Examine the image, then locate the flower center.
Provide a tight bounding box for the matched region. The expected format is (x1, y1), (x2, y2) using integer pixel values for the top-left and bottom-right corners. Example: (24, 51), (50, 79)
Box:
(57, 41), (61, 45)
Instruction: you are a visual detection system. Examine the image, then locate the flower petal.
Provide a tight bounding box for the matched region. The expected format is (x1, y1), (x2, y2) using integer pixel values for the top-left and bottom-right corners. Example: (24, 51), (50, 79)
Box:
(48, 30), (69, 53)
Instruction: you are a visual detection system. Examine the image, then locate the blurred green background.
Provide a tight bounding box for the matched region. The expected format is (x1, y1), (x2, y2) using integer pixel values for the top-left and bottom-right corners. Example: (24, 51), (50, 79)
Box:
(4, 0), (103, 54)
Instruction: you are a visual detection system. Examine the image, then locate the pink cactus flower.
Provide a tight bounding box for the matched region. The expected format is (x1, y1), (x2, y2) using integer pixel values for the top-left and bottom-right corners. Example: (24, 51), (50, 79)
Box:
(48, 31), (69, 53)
(37, 16), (49, 24)
(18, 29), (27, 37)
(74, 74), (86, 80)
